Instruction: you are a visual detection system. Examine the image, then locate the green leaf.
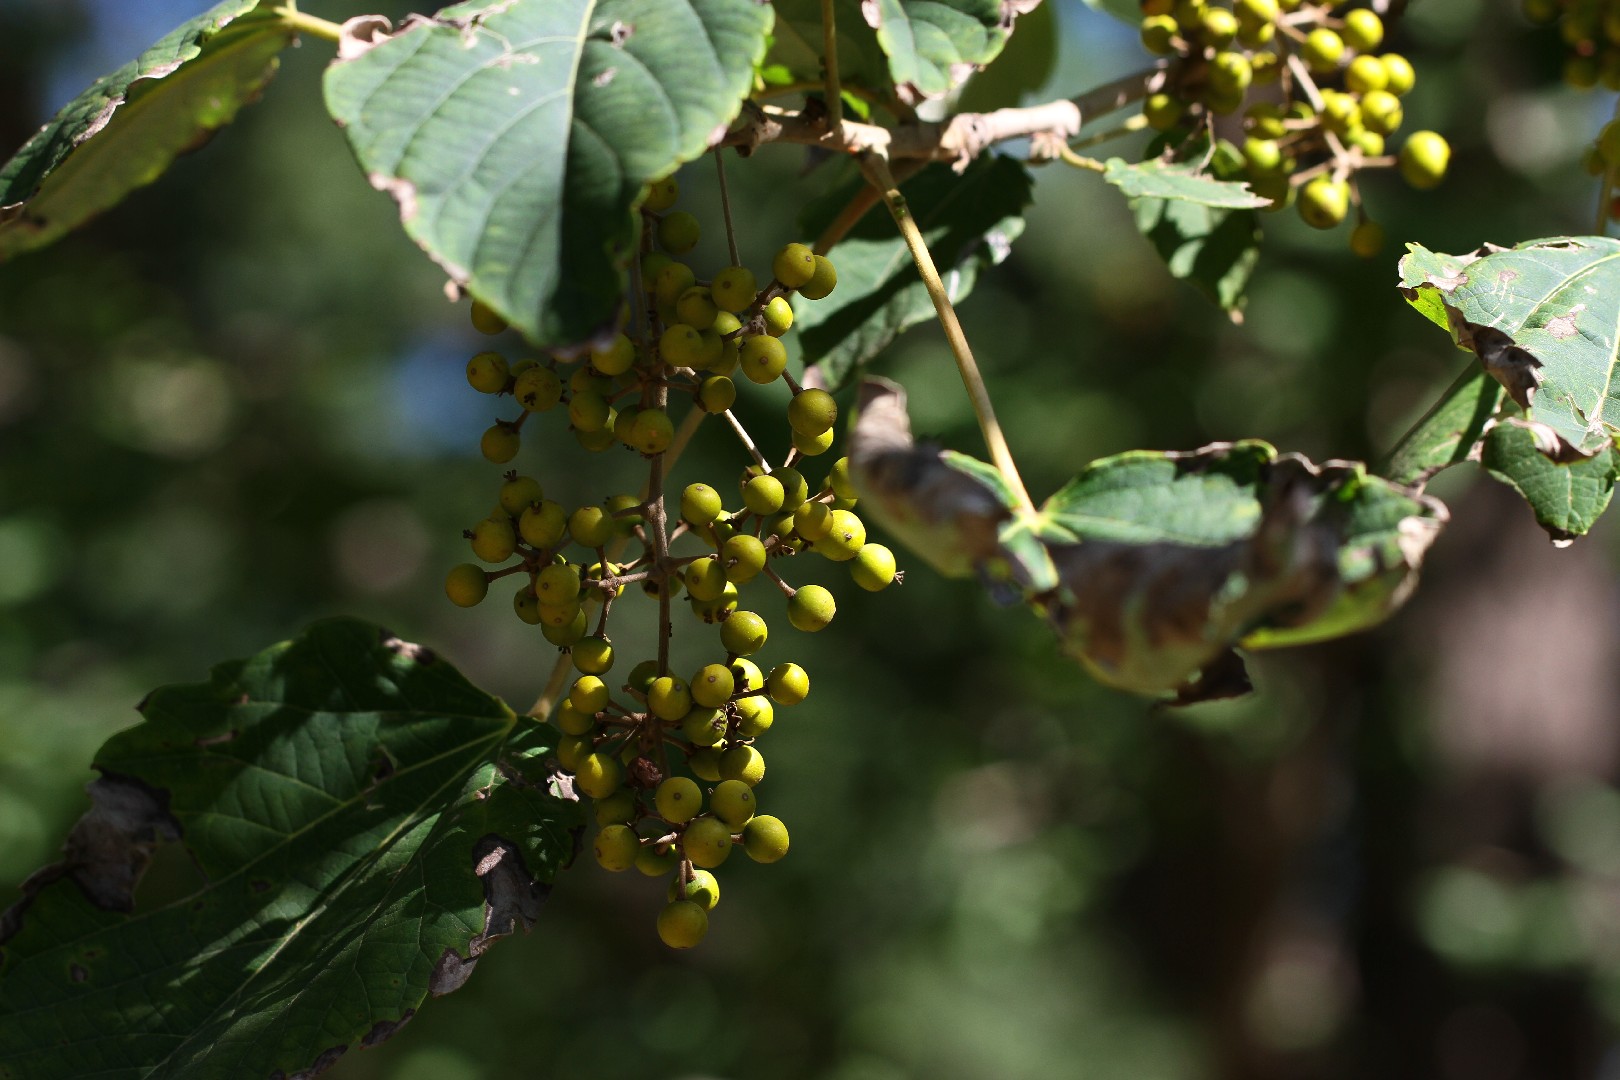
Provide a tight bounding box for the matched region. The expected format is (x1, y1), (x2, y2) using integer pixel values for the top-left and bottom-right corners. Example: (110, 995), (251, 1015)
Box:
(324, 0), (772, 348)
(0, 619), (581, 1080)
(1380, 367), (1504, 487)
(1133, 195), (1261, 313)
(0, 0), (293, 262)
(766, 0), (1008, 100)
(1103, 158), (1272, 208)
(1400, 237), (1620, 458)
(795, 156), (1033, 390)
(1478, 419), (1620, 542)
(956, 1), (1058, 112)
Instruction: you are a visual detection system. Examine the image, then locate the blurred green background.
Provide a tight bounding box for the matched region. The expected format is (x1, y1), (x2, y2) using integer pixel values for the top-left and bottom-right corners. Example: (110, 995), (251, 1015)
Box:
(5, 1), (1620, 1077)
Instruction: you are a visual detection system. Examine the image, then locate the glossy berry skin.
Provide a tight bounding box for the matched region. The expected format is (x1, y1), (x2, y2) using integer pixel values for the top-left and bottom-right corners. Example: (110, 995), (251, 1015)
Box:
(631, 409), (675, 455)
(1303, 28), (1344, 73)
(658, 211), (701, 254)
(773, 243), (817, 288)
(814, 509), (866, 561)
(1142, 92), (1185, 132)
(788, 389), (838, 437)
(541, 611), (587, 647)
(574, 752), (622, 800)
(520, 500), (568, 548)
(721, 535), (767, 583)
(466, 351), (509, 393)
(594, 789), (637, 825)
(1139, 14), (1178, 54)
(734, 695), (773, 738)
(851, 543), (897, 591)
(569, 506), (616, 549)
(654, 263), (697, 309)
(513, 586), (543, 625)
(683, 816), (735, 868)
(689, 747), (724, 783)
(691, 663), (736, 708)
(767, 662), (809, 705)
(682, 483), (723, 526)
(626, 660), (660, 695)
(655, 776), (703, 823)
(535, 562), (582, 606)
(681, 707), (728, 746)
(762, 296), (794, 337)
(648, 676), (693, 722)
(660, 324), (705, 367)
(637, 846), (679, 877)
(739, 335), (789, 384)
(742, 474), (785, 515)
(1382, 53), (1415, 95)
(445, 564), (489, 607)
(470, 516), (517, 563)
(658, 900), (709, 948)
(711, 266), (757, 312)
(794, 502), (833, 541)
(498, 475), (543, 516)
(480, 424), (521, 463)
(590, 333), (636, 376)
(731, 657), (764, 692)
(1400, 131), (1450, 190)
(668, 869), (720, 910)
(676, 286), (719, 330)
(1298, 176), (1350, 229)
(710, 779), (756, 828)
(792, 427), (835, 457)
(698, 375), (736, 413)
(773, 466), (809, 511)
(743, 815), (790, 863)
(513, 366), (562, 412)
(787, 585), (837, 632)
(572, 636), (615, 675)
(470, 299), (507, 335)
(1341, 9), (1383, 52)
(719, 744), (766, 786)
(685, 556), (729, 602)
(594, 824), (639, 871)
(797, 255), (838, 300)
(720, 610), (769, 655)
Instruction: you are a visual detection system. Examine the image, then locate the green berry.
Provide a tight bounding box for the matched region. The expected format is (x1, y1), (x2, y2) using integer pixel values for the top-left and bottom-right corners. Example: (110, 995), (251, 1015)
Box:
(773, 243), (816, 288)
(1360, 90), (1402, 136)
(1400, 130), (1450, 189)
(536, 562), (582, 606)
(734, 695), (773, 738)
(657, 900), (709, 948)
(1200, 7), (1238, 44)
(685, 556), (729, 602)
(698, 375), (736, 413)
(1209, 50), (1252, 94)
(631, 409), (675, 455)
(691, 662), (735, 708)
(792, 426), (835, 456)
(1298, 176), (1350, 229)
(762, 296), (794, 336)
(711, 266), (757, 312)
(480, 423), (521, 463)
(719, 744), (766, 786)
(466, 351), (509, 393)
(827, 457), (856, 500)
(469, 300), (506, 335)
(788, 389), (838, 437)
(643, 174), (679, 212)
(556, 734), (591, 772)
(626, 659), (660, 696)
(1382, 53), (1415, 95)
(742, 474), (785, 515)
(594, 824), (639, 871)
(794, 501), (833, 540)
(721, 534), (767, 584)
(682, 483), (724, 526)
(569, 674), (610, 714)
(1349, 220), (1385, 258)
(668, 869), (720, 910)
(498, 475), (543, 516)
(658, 210), (700, 254)
(689, 747), (723, 782)
(681, 706), (728, 746)
(568, 505), (615, 549)
(512, 366), (562, 413)
(797, 255), (838, 300)
(1345, 54), (1387, 94)
(594, 789), (637, 825)
(676, 286), (719, 330)
(739, 335), (789, 384)
(787, 584), (836, 632)
(574, 752), (623, 800)
(731, 657), (764, 692)
(1302, 27), (1344, 72)
(766, 662), (809, 705)
(572, 636), (615, 675)
(637, 845), (680, 877)
(519, 500), (568, 548)
(445, 563), (489, 607)
(710, 779), (756, 828)
(541, 608), (587, 647)
(813, 508), (866, 561)
(720, 610), (769, 655)
(655, 776), (703, 823)
(1341, 9), (1383, 52)
(743, 815), (790, 863)
(660, 324), (705, 367)
(513, 586), (543, 625)
(654, 262), (697, 309)
(590, 333), (636, 376)
(470, 516), (517, 563)
(688, 580), (740, 624)
(851, 543), (897, 591)
(1140, 14), (1179, 54)
(648, 675), (693, 722)
(683, 815), (735, 868)
(568, 390), (611, 434)
(1143, 92), (1185, 132)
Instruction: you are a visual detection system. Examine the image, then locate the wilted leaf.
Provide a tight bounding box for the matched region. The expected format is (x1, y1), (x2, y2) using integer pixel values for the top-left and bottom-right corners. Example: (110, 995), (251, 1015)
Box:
(0, 619), (580, 1080)
(1478, 418), (1620, 542)
(1381, 367), (1504, 487)
(796, 156), (1032, 390)
(0, 0), (294, 261)
(324, 0), (772, 348)
(1400, 237), (1620, 459)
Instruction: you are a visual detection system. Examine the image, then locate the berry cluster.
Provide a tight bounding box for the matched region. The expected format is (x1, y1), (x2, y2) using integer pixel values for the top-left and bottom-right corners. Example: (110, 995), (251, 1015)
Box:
(1526, 0), (1620, 90)
(1136, 0), (1450, 253)
(444, 173), (898, 948)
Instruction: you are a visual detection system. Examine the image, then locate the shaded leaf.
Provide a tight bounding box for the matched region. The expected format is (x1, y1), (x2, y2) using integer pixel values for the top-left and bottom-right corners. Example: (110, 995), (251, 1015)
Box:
(0, 619), (580, 1080)
(1104, 158), (1271, 208)
(1400, 237), (1620, 459)
(765, 0), (897, 97)
(0, 0), (293, 261)
(1479, 419), (1620, 542)
(324, 0), (772, 348)
(796, 156), (1032, 390)
(1381, 367), (1504, 487)
(1133, 196), (1261, 313)
(956, 1), (1058, 112)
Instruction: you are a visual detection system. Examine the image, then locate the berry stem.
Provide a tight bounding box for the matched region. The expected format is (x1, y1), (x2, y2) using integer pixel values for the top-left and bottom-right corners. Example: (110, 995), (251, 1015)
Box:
(714, 149), (742, 267)
(861, 153), (1035, 514)
(764, 566), (797, 598)
(820, 0), (844, 133)
(1056, 146), (1106, 174)
(722, 409), (771, 472)
(1068, 112), (1149, 151)
(268, 5), (343, 43)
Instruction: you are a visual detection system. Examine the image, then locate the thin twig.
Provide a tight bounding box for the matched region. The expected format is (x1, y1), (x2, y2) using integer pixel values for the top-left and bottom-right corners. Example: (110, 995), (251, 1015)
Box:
(1070, 112), (1149, 151)
(723, 409), (770, 471)
(715, 150), (741, 266)
(821, 0), (844, 132)
(862, 153), (1034, 513)
(269, 5), (344, 42)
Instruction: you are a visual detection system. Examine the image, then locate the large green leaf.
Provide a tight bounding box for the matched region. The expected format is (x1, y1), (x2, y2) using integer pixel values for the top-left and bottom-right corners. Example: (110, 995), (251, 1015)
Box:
(324, 0), (772, 348)
(1478, 419), (1620, 542)
(1119, 150), (1264, 314)
(766, 0), (1009, 100)
(850, 379), (1447, 702)
(0, 0), (294, 261)
(1381, 367), (1504, 487)
(1400, 237), (1620, 459)
(0, 619), (580, 1080)
(795, 156), (1032, 390)
(1103, 158), (1271, 209)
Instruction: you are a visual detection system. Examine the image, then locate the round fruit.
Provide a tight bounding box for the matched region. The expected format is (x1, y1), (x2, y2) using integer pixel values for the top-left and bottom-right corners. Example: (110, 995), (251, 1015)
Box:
(470, 299), (506, 335)
(685, 556), (728, 602)
(1140, 14), (1179, 54)
(691, 662), (736, 708)
(520, 500), (568, 548)
(1349, 220), (1385, 258)
(739, 335), (789, 384)
(720, 610), (769, 655)
(594, 789), (637, 825)
(794, 502), (833, 541)
(719, 744), (766, 786)
(711, 266), (757, 312)
(590, 333), (636, 376)
(743, 815), (790, 863)
(742, 474), (785, 515)
(1143, 92), (1185, 132)
(594, 824), (639, 871)
(676, 286), (719, 330)
(1360, 90), (1402, 136)
(569, 505), (615, 549)
(773, 243), (817, 288)
(643, 174), (679, 212)
(762, 295), (794, 336)
(1298, 176), (1350, 229)
(654, 262), (697, 309)
(668, 869), (720, 910)
(1302, 27), (1344, 73)
(798, 255), (838, 300)
(689, 747), (723, 783)
(683, 815), (735, 868)
(814, 509), (866, 561)
(480, 424), (521, 464)
(1341, 9), (1383, 52)
(572, 636), (615, 675)
(721, 535), (767, 584)
(851, 543), (897, 591)
(648, 676), (693, 722)
(657, 900), (708, 948)
(710, 779), (756, 828)
(734, 695), (773, 738)
(767, 662), (809, 705)
(445, 564), (488, 607)
(574, 752), (622, 800)
(658, 210), (700, 254)
(542, 610), (587, 647)
(655, 776), (703, 823)
(793, 426), (835, 456)
(636, 845), (680, 877)
(498, 475), (543, 516)
(681, 707), (728, 746)
(466, 351), (509, 393)
(631, 409), (675, 455)
(1400, 130), (1450, 190)
(1345, 54), (1387, 95)
(536, 562), (582, 605)
(1382, 53), (1415, 96)
(788, 388), (838, 437)
(470, 516), (517, 563)
(513, 587), (542, 625)
(698, 375), (737, 413)
(682, 483), (723, 526)
(787, 585), (837, 632)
